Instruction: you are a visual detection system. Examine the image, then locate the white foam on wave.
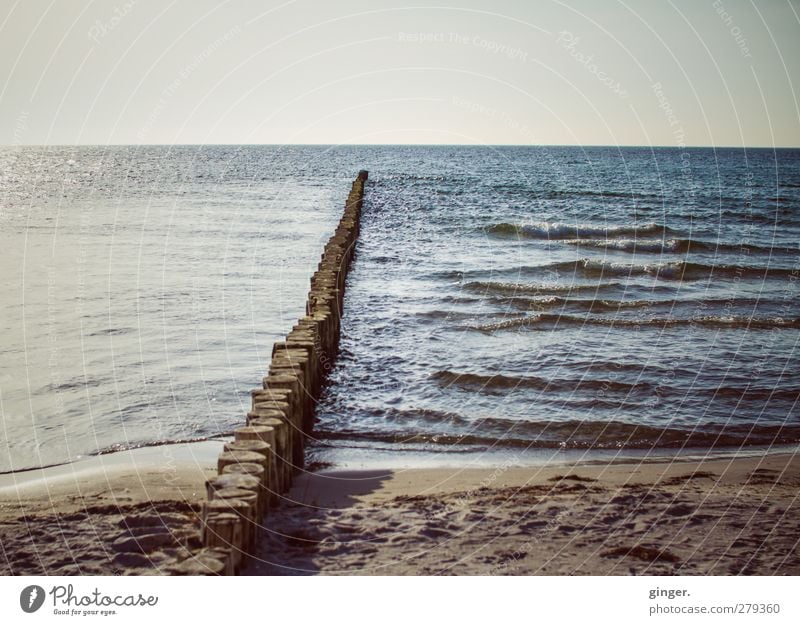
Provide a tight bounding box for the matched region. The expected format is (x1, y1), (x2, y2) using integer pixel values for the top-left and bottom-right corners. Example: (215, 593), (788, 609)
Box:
(568, 238), (681, 253)
(509, 221), (668, 239)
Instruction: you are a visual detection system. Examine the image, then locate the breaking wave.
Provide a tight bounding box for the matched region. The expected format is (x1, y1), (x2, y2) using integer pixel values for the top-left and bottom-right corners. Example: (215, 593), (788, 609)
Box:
(315, 418), (800, 450)
(470, 313), (800, 332)
(486, 221), (675, 240)
(532, 259), (796, 281)
(565, 238), (798, 255)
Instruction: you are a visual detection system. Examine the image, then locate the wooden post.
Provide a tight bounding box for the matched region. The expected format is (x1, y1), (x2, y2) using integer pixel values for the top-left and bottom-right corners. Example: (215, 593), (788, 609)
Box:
(250, 386), (293, 407)
(201, 511), (244, 571)
(235, 425), (279, 505)
(245, 407), (285, 424)
(207, 472), (263, 518)
(263, 371), (309, 436)
(206, 473), (261, 504)
(203, 499), (252, 565)
(249, 416), (290, 493)
(247, 404), (295, 469)
(221, 462), (267, 496)
(210, 488), (260, 549)
(217, 450), (267, 475)
(223, 440), (273, 501)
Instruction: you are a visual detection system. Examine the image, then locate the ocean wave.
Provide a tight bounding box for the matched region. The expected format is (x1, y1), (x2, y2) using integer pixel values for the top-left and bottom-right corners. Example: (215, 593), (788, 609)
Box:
(439, 259), (792, 283)
(315, 420), (800, 450)
(542, 188), (664, 201)
(463, 280), (631, 297)
(565, 238), (799, 255)
(485, 184), (665, 201)
(414, 309), (487, 321)
(432, 369), (800, 403)
(536, 259), (797, 281)
(470, 313), (800, 332)
(486, 221), (674, 240)
(720, 209), (796, 225)
(489, 295), (661, 313)
(431, 370), (653, 394)
(92, 435), (228, 456)
(478, 293), (777, 314)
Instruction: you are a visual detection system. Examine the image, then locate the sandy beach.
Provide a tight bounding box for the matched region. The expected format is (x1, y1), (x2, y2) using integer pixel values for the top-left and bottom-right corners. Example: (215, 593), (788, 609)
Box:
(244, 451), (800, 575)
(0, 442), (221, 575)
(2, 444), (797, 576)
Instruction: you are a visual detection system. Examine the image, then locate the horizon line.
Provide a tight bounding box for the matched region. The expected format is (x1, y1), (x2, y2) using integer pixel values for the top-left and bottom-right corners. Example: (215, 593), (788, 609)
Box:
(3, 142), (799, 150)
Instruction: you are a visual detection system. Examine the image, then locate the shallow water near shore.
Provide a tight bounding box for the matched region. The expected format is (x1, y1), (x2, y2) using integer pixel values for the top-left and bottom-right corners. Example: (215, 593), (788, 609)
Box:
(2, 145), (799, 472)
(313, 145), (800, 462)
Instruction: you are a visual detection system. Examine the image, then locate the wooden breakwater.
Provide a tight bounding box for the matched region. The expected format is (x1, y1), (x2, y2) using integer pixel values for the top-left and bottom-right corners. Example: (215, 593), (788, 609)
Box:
(169, 170), (368, 575)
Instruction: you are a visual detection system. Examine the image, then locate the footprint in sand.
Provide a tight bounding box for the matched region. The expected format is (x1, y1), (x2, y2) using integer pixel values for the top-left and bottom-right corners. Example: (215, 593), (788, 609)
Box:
(664, 503), (696, 517)
(419, 526), (453, 539)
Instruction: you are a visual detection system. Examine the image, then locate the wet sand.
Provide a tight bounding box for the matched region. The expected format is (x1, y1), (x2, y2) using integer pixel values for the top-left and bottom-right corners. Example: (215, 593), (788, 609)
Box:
(244, 452), (800, 575)
(0, 442), (221, 575)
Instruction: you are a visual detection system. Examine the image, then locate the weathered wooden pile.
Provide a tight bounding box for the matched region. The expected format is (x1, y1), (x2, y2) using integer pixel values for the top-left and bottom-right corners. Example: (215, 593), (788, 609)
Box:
(169, 170), (368, 575)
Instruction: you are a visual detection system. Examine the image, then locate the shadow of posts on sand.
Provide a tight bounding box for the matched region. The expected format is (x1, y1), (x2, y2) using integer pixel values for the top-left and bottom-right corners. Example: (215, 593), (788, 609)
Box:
(242, 469), (392, 575)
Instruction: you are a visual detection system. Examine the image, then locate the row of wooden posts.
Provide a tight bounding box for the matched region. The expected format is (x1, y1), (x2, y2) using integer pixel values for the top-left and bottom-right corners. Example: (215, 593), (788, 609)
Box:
(170, 170), (368, 575)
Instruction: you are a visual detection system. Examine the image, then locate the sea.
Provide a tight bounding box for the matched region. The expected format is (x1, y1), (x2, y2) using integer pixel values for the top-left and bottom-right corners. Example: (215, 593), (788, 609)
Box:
(1, 145), (798, 472)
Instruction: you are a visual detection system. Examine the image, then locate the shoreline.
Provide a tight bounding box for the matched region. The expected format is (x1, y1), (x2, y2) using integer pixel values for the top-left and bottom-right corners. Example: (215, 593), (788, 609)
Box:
(306, 440), (800, 471)
(0, 440), (224, 494)
(4, 436), (796, 484)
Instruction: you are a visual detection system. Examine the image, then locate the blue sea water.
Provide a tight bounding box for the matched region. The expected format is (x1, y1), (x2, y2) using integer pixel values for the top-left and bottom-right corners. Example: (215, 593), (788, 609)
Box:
(1, 145), (798, 471)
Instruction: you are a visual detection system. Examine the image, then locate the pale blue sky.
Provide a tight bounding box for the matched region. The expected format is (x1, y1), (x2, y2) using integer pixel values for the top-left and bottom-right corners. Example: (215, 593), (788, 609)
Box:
(1, 0), (798, 146)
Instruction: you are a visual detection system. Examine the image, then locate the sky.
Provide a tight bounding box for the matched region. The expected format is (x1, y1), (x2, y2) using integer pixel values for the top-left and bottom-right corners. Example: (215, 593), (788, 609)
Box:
(1, 0), (799, 146)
